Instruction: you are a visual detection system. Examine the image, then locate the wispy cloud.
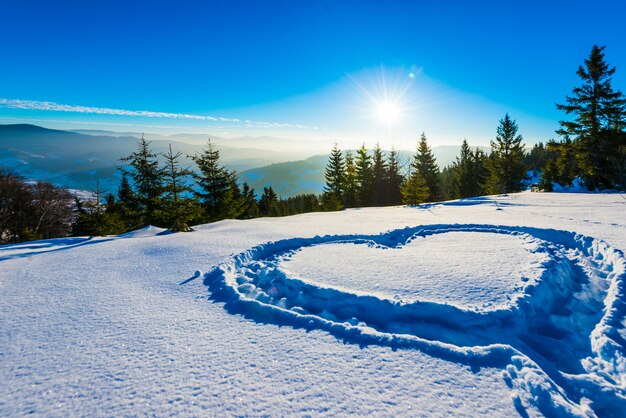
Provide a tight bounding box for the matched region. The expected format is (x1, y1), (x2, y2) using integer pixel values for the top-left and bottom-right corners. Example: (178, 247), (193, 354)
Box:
(0, 98), (319, 130)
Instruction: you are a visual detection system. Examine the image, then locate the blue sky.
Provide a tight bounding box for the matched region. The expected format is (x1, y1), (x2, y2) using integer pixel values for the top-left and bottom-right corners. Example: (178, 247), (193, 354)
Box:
(1, 0), (625, 150)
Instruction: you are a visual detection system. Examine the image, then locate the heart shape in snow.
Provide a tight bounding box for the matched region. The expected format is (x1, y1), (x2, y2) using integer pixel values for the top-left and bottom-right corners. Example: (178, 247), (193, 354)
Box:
(205, 223), (626, 417)
(278, 231), (548, 309)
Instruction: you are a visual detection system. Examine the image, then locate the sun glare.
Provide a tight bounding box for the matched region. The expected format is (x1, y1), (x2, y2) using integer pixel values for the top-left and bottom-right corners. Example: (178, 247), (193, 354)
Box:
(375, 100), (401, 125)
(345, 66), (417, 134)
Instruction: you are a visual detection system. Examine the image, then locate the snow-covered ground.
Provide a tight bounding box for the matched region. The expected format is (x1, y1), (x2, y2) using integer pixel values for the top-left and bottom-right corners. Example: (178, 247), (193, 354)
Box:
(1, 192), (625, 416)
(278, 231), (547, 309)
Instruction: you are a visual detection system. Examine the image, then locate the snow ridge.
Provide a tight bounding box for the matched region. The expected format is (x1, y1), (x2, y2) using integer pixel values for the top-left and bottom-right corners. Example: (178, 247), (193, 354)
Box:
(205, 224), (626, 417)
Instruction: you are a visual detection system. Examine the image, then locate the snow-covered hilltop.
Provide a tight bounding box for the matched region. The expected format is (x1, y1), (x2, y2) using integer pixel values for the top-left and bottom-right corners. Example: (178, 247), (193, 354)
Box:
(1, 192), (625, 416)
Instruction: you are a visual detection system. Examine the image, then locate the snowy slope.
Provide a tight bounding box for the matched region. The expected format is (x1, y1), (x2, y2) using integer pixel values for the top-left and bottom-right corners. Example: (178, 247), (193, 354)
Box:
(1, 192), (625, 416)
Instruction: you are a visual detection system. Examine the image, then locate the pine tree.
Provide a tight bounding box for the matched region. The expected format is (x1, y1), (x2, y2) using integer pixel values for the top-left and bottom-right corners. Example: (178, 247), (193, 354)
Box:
(279, 193), (320, 215)
(116, 172), (141, 231)
(85, 179), (106, 235)
(385, 147), (404, 205)
(240, 182), (260, 219)
(401, 170), (429, 206)
(191, 139), (237, 221)
(486, 114), (526, 194)
(322, 143), (345, 210)
(161, 144), (201, 232)
(610, 133), (626, 190)
(452, 139), (487, 198)
(104, 193), (116, 211)
(557, 45), (617, 139)
(343, 151), (358, 208)
(75, 181), (125, 236)
(355, 144), (373, 206)
(259, 186), (279, 216)
(471, 148), (488, 196)
(439, 165), (456, 200)
(524, 142), (549, 172)
(120, 135), (165, 226)
(412, 133), (440, 201)
(540, 138), (578, 190)
(219, 181), (246, 219)
(102, 193), (127, 234)
(104, 193), (127, 235)
(453, 139), (474, 198)
(71, 196), (89, 236)
(117, 173), (134, 205)
(556, 45), (626, 189)
(371, 143), (387, 206)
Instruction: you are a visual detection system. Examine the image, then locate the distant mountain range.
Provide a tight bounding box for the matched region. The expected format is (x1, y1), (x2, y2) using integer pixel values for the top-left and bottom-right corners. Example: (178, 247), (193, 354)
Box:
(0, 124), (314, 194)
(238, 155), (330, 197)
(72, 129), (323, 155)
(237, 146), (492, 197)
(0, 124), (489, 197)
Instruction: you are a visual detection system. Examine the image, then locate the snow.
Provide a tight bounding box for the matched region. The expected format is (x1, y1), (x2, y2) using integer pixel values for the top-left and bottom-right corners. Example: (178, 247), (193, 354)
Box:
(1, 192), (625, 416)
(118, 224), (168, 238)
(551, 178), (590, 193)
(278, 231), (548, 308)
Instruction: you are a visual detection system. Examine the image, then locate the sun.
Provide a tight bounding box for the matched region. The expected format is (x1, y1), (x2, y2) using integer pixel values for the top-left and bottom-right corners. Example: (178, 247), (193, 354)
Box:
(375, 100), (401, 125)
(346, 66), (415, 130)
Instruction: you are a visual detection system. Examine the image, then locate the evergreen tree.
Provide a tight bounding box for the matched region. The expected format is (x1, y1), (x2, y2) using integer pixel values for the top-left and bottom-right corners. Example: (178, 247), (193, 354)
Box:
(120, 135), (165, 226)
(524, 142), (549, 172)
(401, 169), (429, 206)
(85, 180), (106, 235)
(355, 144), (373, 206)
(117, 172), (134, 205)
(556, 45), (626, 189)
(322, 143), (345, 210)
(74, 181), (125, 236)
(102, 193), (127, 234)
(471, 148), (489, 196)
(279, 194), (321, 215)
(191, 139), (237, 221)
(343, 151), (358, 208)
(240, 182), (260, 219)
(486, 114), (526, 194)
(453, 139), (475, 198)
(116, 172), (141, 231)
(71, 196), (89, 236)
(453, 139), (488, 198)
(259, 186), (279, 216)
(371, 143), (387, 206)
(610, 132), (626, 190)
(412, 133), (440, 201)
(161, 144), (201, 232)
(104, 193), (116, 212)
(540, 138), (578, 190)
(439, 165), (456, 201)
(385, 147), (404, 205)
(219, 181), (246, 219)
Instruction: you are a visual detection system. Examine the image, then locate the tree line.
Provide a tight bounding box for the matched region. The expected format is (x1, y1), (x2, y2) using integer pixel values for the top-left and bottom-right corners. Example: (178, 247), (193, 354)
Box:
(321, 44), (625, 208)
(1, 44), (624, 244)
(71, 137), (322, 237)
(1, 137), (322, 244)
(321, 113), (526, 208)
